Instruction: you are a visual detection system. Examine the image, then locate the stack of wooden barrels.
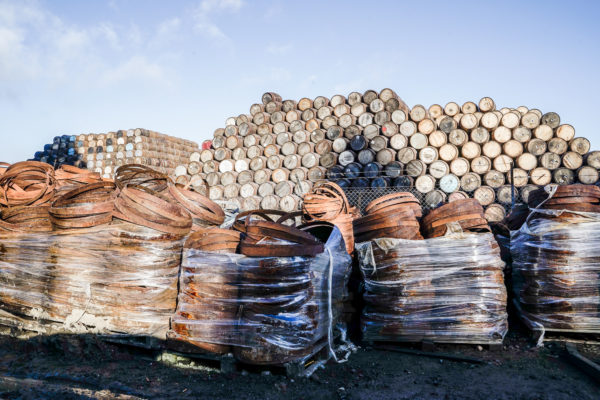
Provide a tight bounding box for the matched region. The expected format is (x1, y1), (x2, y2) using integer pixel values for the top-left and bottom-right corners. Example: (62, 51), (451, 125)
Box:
(32, 135), (85, 169)
(174, 90), (599, 217)
(75, 128), (198, 179)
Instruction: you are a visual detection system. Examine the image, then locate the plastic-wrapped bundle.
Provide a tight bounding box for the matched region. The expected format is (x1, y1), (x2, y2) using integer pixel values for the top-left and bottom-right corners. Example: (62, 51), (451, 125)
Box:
(511, 212), (600, 332)
(0, 223), (185, 338)
(357, 233), (508, 344)
(170, 227), (352, 365)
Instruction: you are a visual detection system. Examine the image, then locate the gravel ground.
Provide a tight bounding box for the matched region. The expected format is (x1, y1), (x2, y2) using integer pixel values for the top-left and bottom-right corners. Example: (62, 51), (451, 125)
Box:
(0, 330), (598, 400)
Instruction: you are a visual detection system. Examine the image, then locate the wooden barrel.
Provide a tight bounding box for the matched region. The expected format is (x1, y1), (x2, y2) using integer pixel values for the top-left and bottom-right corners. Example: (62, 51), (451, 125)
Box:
(406, 159), (426, 177)
(298, 97), (313, 111)
(449, 129), (468, 146)
(428, 104), (443, 119)
(410, 133), (428, 149)
(439, 174), (459, 193)
(314, 140), (332, 155)
(415, 175), (436, 193)
(521, 112), (540, 129)
(482, 141), (502, 158)
(539, 152), (561, 170)
(562, 151), (583, 169)
(219, 159), (234, 173)
(390, 134), (407, 150)
(547, 138), (568, 155)
(301, 153), (319, 168)
(429, 160), (449, 179)
(339, 114), (356, 128)
(260, 195), (279, 210)
(516, 153), (537, 171)
(257, 123), (272, 135)
(297, 142), (315, 156)
(397, 147), (418, 164)
(541, 112), (560, 128)
(438, 143), (458, 162)
(478, 97), (495, 112)
(338, 150), (356, 166)
(374, 111), (391, 126)
(271, 168), (289, 183)
(237, 170), (254, 185)
(258, 181), (275, 197)
(484, 204), (506, 223)
(503, 140), (523, 158)
(438, 116), (457, 134)
(266, 155), (283, 170)
(474, 186), (496, 206)
(450, 157), (470, 177)
(330, 137), (347, 153)
(556, 124), (575, 141)
(400, 121), (417, 137)
(232, 148), (247, 161)
(280, 195), (300, 212)
(239, 182), (259, 198)
(214, 147), (231, 161)
(480, 112), (499, 129)
(570, 137), (591, 155)
(260, 134), (276, 147)
(381, 121), (398, 137)
(290, 167), (308, 182)
(391, 110), (407, 124)
(471, 156), (491, 174)
(461, 141), (481, 159)
(249, 156), (267, 171)
(460, 172), (481, 192)
(223, 183), (240, 199)
(293, 181), (312, 197)
(496, 185), (513, 204)
(510, 168), (529, 187)
(553, 168), (575, 185)
(410, 104), (428, 122)
(358, 149), (376, 165)
(520, 185), (538, 203)
(484, 170), (505, 188)
(370, 136), (388, 152)
(234, 159), (249, 172)
(460, 113), (478, 131)
(512, 126), (531, 143)
(418, 118), (436, 134)
(319, 152), (338, 168)
(526, 138), (546, 156)
(530, 167), (552, 185)
(308, 166), (327, 182)
(246, 145), (263, 159)
(501, 111), (520, 129)
(448, 191), (469, 202)
(534, 124), (553, 141)
(419, 147), (438, 164)
(492, 126), (511, 143)
(208, 185), (224, 200)
(292, 129), (308, 143)
(254, 169), (271, 184)
(376, 149), (396, 165)
(577, 166), (599, 184)
(344, 125), (362, 140)
(274, 181), (294, 197)
(427, 130), (446, 148)
(206, 172), (220, 186)
(347, 92), (362, 106)
(444, 102), (460, 116)
(424, 190), (447, 207)
(584, 151), (600, 168)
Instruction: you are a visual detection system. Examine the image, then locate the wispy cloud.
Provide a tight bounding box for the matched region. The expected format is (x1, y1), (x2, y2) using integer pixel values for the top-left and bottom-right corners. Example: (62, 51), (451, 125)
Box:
(193, 0), (244, 45)
(266, 43), (292, 55)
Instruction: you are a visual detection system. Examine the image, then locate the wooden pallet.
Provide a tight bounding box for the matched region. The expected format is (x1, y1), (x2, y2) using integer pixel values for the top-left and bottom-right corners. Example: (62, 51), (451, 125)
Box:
(161, 336), (332, 377)
(512, 298), (600, 345)
(364, 338), (504, 352)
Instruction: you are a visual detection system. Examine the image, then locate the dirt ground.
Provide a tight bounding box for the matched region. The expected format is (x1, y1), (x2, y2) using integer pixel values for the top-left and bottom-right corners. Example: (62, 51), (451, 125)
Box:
(0, 327), (598, 400)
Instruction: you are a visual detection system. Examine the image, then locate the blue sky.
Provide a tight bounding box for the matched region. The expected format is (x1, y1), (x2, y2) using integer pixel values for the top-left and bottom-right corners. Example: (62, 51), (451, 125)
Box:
(1, 0), (599, 162)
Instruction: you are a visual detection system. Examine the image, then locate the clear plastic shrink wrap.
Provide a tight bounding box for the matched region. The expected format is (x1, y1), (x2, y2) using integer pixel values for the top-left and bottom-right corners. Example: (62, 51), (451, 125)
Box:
(357, 233), (508, 344)
(169, 226), (352, 365)
(0, 222), (185, 339)
(511, 211), (600, 332)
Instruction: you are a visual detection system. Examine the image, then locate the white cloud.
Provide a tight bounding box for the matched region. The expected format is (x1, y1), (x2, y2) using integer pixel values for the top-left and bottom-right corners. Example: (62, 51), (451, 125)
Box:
(193, 0), (243, 44)
(266, 43), (292, 55)
(102, 56), (166, 85)
(0, 0), (178, 92)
